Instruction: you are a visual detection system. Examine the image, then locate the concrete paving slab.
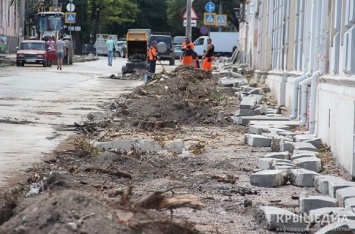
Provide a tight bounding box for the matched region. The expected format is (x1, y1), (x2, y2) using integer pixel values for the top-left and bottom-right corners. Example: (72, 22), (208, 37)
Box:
(264, 152), (290, 160)
(240, 96), (257, 109)
(336, 187), (355, 207)
(314, 176), (347, 195)
(304, 138), (322, 149)
(300, 196), (338, 214)
(293, 134), (317, 142)
(290, 152), (318, 160)
(315, 219), (355, 233)
(289, 168), (319, 187)
(293, 157), (322, 172)
(238, 116), (290, 125)
(250, 170), (287, 187)
(328, 180), (355, 198)
(234, 109), (254, 117)
(245, 134), (272, 147)
(292, 142), (318, 152)
(249, 120), (301, 127)
(254, 206), (306, 232)
(280, 140), (293, 152)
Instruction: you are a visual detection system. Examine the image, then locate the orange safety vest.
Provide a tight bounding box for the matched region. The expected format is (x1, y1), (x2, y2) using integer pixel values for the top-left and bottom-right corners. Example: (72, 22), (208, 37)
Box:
(149, 47), (157, 61)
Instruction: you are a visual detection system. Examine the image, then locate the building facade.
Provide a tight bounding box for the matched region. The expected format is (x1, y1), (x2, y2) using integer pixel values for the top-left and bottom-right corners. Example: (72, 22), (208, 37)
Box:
(0, 0), (22, 53)
(243, 0), (355, 177)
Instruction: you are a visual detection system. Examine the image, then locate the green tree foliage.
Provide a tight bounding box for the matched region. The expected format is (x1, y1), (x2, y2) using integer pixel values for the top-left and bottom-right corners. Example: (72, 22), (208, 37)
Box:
(88, 0), (138, 37)
(124, 0), (170, 35)
(167, 0), (240, 39)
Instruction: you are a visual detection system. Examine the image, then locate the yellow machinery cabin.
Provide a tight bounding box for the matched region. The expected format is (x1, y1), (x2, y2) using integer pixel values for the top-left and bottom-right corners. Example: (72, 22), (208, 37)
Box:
(122, 31), (149, 73)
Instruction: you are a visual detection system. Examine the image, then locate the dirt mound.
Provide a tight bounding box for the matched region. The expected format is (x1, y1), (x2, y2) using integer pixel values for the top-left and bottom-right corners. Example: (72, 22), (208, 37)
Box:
(0, 190), (199, 234)
(115, 66), (235, 128)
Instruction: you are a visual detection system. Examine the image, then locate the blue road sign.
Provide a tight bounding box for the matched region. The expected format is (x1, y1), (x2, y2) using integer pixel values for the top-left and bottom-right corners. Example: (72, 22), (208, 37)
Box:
(216, 15), (227, 26)
(203, 13), (216, 26)
(205, 2), (215, 12)
(65, 12), (76, 24)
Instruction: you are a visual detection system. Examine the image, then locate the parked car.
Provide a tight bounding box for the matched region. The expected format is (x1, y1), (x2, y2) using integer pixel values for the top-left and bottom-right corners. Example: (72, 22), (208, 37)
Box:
(149, 33), (175, 65)
(173, 45), (183, 59)
(116, 41), (126, 57)
(16, 40), (56, 67)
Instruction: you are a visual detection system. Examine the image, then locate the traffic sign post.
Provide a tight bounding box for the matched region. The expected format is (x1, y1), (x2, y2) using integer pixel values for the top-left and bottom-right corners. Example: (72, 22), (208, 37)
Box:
(216, 15), (227, 27)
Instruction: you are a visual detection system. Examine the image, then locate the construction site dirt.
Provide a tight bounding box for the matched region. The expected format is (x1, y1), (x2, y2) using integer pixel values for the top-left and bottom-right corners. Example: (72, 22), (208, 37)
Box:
(0, 65), (350, 234)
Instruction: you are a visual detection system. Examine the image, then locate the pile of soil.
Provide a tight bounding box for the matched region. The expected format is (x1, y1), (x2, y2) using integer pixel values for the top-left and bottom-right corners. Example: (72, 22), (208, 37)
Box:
(116, 66), (237, 127)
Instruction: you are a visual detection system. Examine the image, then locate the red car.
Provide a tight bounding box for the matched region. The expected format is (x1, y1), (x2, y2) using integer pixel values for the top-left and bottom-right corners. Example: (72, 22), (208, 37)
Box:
(16, 40), (56, 67)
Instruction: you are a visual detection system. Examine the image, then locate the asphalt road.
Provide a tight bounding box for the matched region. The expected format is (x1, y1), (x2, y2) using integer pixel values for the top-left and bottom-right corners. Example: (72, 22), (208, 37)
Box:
(0, 56), (175, 188)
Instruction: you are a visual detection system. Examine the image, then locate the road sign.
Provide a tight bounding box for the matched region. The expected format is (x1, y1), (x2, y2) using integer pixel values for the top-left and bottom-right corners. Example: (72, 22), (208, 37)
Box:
(205, 2), (215, 12)
(65, 12), (76, 24)
(182, 7), (198, 19)
(183, 20), (197, 27)
(66, 3), (75, 12)
(203, 13), (216, 26)
(68, 26), (81, 31)
(216, 15), (227, 26)
(200, 26), (209, 35)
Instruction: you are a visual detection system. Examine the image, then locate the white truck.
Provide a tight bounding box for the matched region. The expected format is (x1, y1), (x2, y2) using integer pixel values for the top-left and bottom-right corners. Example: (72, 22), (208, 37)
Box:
(94, 34), (118, 56)
(193, 32), (239, 57)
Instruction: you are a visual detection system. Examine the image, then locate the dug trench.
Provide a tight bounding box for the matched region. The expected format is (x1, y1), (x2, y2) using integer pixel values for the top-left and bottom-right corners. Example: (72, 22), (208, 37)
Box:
(0, 66), (350, 233)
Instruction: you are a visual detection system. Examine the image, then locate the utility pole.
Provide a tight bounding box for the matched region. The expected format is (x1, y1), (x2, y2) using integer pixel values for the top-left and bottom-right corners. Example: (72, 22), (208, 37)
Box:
(185, 0), (192, 40)
(218, 0), (223, 32)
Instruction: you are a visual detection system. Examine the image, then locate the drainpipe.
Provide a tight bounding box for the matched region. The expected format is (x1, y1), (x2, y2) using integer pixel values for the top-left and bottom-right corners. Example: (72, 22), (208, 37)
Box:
(290, 0), (312, 120)
(299, 0), (319, 125)
(308, 0), (328, 134)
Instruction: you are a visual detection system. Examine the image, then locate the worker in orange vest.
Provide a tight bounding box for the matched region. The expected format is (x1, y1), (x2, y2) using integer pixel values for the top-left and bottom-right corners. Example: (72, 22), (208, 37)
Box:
(181, 37), (195, 66)
(202, 38), (214, 71)
(148, 40), (158, 74)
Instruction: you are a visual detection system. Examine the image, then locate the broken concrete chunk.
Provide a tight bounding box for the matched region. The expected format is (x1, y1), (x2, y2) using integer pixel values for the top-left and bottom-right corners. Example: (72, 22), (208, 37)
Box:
(315, 219), (355, 233)
(292, 142), (318, 152)
(300, 196), (338, 214)
(254, 206), (306, 231)
(290, 151), (318, 160)
(314, 175), (347, 195)
(136, 139), (163, 152)
(238, 116), (290, 125)
(249, 94), (264, 104)
(264, 152), (290, 160)
(245, 134), (272, 147)
(250, 170), (286, 187)
(234, 109), (254, 117)
(253, 105), (267, 115)
(248, 88), (264, 95)
(293, 134), (317, 142)
(328, 180), (355, 198)
(240, 96), (257, 109)
(304, 138), (322, 150)
(293, 157), (322, 172)
(289, 169), (319, 187)
(336, 187), (355, 207)
(280, 140), (293, 152)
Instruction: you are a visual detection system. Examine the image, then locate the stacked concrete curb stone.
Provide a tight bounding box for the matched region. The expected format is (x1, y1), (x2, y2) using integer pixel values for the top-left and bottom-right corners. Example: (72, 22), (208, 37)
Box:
(244, 118), (355, 232)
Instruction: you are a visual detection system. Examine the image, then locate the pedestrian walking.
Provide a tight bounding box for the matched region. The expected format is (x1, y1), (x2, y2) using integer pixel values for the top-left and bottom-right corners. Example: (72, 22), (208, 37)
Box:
(106, 36), (115, 66)
(202, 38), (214, 71)
(181, 37), (195, 66)
(55, 35), (66, 70)
(46, 36), (56, 51)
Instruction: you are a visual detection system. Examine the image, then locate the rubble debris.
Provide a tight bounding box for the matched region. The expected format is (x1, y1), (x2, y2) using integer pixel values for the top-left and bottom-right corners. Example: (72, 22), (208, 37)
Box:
(211, 174), (238, 184)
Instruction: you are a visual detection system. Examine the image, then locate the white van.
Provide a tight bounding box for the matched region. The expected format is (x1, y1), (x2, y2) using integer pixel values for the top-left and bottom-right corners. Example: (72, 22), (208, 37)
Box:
(94, 34), (118, 56)
(193, 32), (239, 57)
